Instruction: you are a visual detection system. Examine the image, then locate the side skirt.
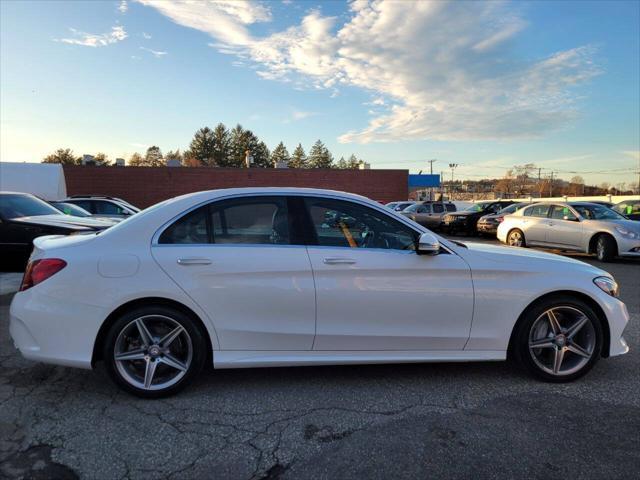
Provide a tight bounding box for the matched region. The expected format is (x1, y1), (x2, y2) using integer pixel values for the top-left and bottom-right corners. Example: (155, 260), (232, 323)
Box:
(213, 350), (506, 369)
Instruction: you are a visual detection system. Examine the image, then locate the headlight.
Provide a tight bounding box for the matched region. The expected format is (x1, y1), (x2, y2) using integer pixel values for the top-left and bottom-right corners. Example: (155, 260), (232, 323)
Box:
(593, 276), (619, 297)
(615, 226), (639, 239)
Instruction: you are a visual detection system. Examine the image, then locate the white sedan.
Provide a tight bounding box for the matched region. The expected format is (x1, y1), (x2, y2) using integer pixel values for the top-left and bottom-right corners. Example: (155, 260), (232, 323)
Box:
(10, 188), (630, 397)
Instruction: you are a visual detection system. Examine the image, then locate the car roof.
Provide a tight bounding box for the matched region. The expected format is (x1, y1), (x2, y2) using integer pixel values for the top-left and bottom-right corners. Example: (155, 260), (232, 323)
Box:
(167, 187), (373, 202)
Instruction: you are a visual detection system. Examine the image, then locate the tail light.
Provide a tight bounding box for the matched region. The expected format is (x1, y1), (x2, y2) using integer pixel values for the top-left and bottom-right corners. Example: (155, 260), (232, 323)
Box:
(20, 259), (67, 291)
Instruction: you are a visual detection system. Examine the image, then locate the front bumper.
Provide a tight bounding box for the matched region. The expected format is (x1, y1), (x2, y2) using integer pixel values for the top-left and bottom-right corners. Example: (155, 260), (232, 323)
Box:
(617, 237), (640, 257)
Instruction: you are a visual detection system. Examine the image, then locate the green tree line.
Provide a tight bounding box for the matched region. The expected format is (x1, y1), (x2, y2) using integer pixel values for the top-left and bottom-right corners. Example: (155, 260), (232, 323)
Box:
(42, 123), (366, 169)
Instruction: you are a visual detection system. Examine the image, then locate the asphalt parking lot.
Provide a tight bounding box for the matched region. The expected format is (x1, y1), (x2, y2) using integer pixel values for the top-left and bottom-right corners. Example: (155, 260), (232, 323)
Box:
(1, 237), (638, 480)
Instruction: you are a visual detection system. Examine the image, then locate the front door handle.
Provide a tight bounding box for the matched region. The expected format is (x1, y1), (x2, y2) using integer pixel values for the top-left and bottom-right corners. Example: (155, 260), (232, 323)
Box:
(323, 257), (356, 265)
(177, 258), (212, 266)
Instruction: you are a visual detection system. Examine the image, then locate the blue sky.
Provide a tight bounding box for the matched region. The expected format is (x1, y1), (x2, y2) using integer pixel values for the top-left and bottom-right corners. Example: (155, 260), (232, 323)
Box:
(1, 0), (638, 186)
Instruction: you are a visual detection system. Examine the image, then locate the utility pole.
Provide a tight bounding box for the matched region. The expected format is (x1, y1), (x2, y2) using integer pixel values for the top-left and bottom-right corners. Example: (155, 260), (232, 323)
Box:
(538, 167), (542, 198)
(549, 171), (554, 197)
(448, 163), (458, 200)
(427, 159), (437, 200)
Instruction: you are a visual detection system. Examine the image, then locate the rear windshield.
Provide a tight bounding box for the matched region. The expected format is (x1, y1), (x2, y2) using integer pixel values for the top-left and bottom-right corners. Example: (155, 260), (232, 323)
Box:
(464, 202), (491, 212)
(0, 194), (61, 219)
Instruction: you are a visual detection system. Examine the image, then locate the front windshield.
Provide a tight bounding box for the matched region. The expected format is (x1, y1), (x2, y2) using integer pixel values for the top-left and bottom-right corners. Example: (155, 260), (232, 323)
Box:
(572, 204), (625, 221)
(464, 202), (490, 212)
(0, 194), (62, 219)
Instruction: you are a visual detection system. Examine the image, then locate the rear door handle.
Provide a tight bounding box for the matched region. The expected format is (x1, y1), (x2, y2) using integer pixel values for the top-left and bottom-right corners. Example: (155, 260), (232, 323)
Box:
(323, 257), (356, 265)
(177, 258), (212, 266)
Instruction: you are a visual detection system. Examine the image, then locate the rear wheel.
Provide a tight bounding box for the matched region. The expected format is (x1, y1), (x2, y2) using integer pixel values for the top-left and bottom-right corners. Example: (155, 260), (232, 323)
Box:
(103, 305), (207, 398)
(595, 234), (617, 262)
(507, 229), (526, 247)
(513, 296), (602, 382)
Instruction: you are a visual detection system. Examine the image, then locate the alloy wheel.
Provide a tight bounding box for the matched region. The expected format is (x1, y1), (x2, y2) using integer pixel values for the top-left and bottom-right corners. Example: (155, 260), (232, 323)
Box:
(528, 306), (596, 376)
(508, 231), (523, 247)
(113, 315), (193, 391)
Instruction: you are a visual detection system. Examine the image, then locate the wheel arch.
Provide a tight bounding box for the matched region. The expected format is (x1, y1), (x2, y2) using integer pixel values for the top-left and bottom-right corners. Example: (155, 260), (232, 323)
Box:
(507, 290), (611, 359)
(588, 231), (617, 255)
(91, 297), (214, 368)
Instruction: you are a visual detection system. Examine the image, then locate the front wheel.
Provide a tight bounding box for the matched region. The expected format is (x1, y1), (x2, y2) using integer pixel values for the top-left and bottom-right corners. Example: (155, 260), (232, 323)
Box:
(103, 305), (207, 398)
(507, 229), (526, 247)
(595, 234), (617, 262)
(513, 296), (602, 382)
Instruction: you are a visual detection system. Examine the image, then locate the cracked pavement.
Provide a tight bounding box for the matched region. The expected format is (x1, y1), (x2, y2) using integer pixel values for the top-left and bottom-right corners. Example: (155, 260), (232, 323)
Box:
(1, 254), (638, 479)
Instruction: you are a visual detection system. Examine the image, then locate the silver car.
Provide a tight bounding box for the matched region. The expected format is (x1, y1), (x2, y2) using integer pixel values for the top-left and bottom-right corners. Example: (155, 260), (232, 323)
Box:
(497, 201), (640, 262)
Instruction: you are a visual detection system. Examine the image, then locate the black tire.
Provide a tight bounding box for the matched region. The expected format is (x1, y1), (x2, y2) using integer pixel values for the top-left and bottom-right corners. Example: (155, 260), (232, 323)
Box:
(507, 229), (526, 247)
(512, 295), (603, 382)
(595, 234), (617, 262)
(103, 305), (207, 398)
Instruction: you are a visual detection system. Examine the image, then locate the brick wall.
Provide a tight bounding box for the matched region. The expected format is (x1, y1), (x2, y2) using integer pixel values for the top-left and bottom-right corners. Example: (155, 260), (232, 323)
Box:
(62, 166), (408, 208)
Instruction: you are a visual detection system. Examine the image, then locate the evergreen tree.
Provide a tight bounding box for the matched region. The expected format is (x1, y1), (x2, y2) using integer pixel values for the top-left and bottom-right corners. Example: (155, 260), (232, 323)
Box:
(165, 149), (183, 165)
(252, 140), (272, 168)
(42, 148), (81, 165)
(289, 143), (308, 168)
(229, 124), (248, 167)
(144, 146), (164, 167)
(336, 156), (347, 169)
(212, 123), (231, 167)
(128, 152), (144, 166)
(347, 154), (361, 169)
(308, 140), (333, 168)
(189, 127), (216, 166)
(93, 153), (111, 166)
(270, 142), (290, 166)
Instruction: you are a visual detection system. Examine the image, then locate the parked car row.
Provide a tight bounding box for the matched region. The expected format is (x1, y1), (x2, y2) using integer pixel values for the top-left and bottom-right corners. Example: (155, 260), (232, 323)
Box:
(497, 201), (640, 262)
(0, 192), (139, 270)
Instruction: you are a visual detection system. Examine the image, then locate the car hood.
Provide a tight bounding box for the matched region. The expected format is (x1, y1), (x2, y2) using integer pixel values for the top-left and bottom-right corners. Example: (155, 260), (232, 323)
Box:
(586, 218), (640, 232)
(11, 214), (112, 230)
(456, 241), (607, 275)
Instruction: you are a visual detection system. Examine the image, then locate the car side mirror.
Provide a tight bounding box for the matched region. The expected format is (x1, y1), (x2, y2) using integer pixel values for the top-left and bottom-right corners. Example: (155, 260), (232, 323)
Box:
(417, 232), (440, 255)
(563, 216), (578, 222)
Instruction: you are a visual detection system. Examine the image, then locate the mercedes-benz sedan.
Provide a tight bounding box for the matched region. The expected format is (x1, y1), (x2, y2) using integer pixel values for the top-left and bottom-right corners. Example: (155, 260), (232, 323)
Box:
(10, 189), (629, 397)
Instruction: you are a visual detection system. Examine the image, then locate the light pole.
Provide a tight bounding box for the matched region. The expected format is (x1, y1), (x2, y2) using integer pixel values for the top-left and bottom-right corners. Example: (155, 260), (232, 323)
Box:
(448, 163), (458, 200)
(428, 159), (437, 200)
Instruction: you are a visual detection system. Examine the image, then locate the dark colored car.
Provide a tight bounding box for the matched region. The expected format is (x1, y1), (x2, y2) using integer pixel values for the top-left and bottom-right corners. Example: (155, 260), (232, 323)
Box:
(401, 201), (456, 230)
(612, 199), (640, 221)
(442, 200), (515, 236)
(477, 202), (529, 236)
(0, 192), (112, 270)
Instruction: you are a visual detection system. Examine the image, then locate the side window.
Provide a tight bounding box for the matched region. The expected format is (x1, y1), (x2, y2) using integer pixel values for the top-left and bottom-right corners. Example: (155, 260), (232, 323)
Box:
(416, 206), (428, 213)
(71, 200), (93, 213)
(445, 204), (456, 212)
(432, 204), (444, 213)
(159, 207), (209, 244)
(524, 205), (550, 218)
(211, 196), (290, 245)
(304, 198), (417, 251)
(551, 206), (577, 221)
(95, 201), (126, 215)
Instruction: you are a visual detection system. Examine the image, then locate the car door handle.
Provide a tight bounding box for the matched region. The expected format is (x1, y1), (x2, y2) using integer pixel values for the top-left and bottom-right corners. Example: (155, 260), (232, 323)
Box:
(177, 258), (212, 266)
(323, 257), (356, 265)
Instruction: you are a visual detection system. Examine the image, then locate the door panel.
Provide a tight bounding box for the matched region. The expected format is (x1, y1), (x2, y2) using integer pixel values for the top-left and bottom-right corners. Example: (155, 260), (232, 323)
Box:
(522, 205), (551, 245)
(151, 196), (316, 351)
(307, 248), (474, 350)
(301, 196), (473, 351)
(546, 206), (582, 248)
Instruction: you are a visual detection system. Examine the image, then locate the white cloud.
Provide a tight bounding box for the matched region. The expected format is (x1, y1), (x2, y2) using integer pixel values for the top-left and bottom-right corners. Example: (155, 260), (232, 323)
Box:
(142, 32), (152, 39)
(291, 110), (316, 120)
(57, 25), (128, 47)
(621, 150), (640, 161)
(137, 0), (601, 143)
(118, 1), (128, 14)
(140, 46), (168, 58)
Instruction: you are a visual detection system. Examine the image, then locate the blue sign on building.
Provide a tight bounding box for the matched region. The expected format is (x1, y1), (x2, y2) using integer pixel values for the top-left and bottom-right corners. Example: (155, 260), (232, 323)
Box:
(408, 174), (440, 188)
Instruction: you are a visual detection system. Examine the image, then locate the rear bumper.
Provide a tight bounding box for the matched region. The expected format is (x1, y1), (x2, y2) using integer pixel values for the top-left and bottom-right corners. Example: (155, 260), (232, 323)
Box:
(9, 289), (106, 369)
(477, 223), (498, 234)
